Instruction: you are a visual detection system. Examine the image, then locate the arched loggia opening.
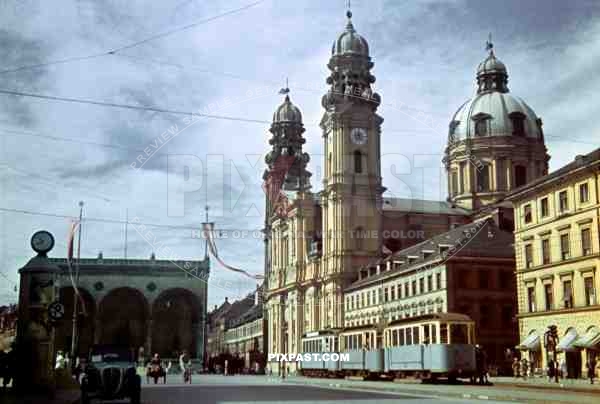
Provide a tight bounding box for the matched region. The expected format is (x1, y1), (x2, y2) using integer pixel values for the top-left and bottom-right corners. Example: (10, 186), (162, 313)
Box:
(98, 287), (149, 351)
(56, 286), (96, 357)
(151, 288), (202, 358)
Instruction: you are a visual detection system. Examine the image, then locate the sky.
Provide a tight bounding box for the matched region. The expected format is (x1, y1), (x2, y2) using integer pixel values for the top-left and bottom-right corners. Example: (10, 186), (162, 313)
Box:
(0, 0), (599, 307)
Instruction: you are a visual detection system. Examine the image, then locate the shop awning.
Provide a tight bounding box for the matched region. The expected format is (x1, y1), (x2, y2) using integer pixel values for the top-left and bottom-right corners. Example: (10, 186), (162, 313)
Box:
(557, 329), (579, 352)
(516, 332), (540, 351)
(574, 327), (600, 349)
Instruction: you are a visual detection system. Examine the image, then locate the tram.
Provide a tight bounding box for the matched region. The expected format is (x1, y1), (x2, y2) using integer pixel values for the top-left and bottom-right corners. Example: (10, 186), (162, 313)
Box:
(299, 313), (477, 381)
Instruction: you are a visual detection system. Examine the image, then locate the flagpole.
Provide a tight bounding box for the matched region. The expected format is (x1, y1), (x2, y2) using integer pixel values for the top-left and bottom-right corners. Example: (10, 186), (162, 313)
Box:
(70, 200), (84, 365)
(125, 208), (128, 259)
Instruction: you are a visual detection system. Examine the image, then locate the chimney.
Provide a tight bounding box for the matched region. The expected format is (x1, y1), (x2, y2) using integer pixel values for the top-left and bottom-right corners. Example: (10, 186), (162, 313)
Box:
(225, 297), (229, 303)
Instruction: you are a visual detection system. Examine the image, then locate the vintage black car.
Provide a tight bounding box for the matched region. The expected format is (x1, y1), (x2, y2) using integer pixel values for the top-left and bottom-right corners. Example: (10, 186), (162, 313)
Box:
(80, 344), (141, 404)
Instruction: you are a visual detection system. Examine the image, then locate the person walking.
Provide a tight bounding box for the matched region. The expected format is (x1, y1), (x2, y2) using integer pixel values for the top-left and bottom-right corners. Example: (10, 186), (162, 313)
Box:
(560, 359), (567, 379)
(520, 358), (529, 380)
(547, 358), (555, 382)
(587, 357), (597, 384)
(512, 357), (520, 379)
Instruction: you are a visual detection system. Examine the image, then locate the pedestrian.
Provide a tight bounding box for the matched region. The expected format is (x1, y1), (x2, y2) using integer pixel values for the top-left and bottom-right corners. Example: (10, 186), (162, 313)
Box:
(560, 359), (567, 379)
(520, 358), (528, 380)
(475, 345), (484, 385)
(55, 350), (66, 370)
(224, 359), (228, 376)
(547, 358), (555, 382)
(512, 357), (520, 379)
(587, 357), (597, 384)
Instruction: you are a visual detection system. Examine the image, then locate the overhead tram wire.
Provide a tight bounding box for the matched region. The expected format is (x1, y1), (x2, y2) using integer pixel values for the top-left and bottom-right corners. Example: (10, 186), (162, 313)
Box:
(0, 1), (263, 75)
(0, 89), (270, 124)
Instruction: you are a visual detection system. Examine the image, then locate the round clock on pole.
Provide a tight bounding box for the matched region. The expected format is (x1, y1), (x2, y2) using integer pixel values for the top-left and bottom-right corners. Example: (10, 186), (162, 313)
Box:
(31, 230), (55, 255)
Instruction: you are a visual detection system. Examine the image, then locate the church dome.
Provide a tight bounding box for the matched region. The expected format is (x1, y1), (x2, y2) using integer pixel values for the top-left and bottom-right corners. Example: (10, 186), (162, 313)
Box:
(450, 92), (542, 141)
(273, 95), (302, 123)
(331, 11), (369, 57)
(477, 51), (507, 75)
(449, 44), (543, 142)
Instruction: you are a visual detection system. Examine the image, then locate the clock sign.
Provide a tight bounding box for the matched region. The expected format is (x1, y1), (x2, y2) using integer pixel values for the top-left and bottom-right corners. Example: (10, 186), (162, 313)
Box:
(350, 128), (368, 145)
(31, 230), (55, 254)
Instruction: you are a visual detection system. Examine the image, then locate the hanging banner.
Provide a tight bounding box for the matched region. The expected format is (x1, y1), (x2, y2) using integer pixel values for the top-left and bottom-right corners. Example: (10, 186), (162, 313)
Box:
(203, 223), (264, 280)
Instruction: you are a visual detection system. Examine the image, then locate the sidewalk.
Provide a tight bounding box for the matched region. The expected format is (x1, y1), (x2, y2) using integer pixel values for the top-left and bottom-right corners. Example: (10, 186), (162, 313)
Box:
(490, 375), (600, 393)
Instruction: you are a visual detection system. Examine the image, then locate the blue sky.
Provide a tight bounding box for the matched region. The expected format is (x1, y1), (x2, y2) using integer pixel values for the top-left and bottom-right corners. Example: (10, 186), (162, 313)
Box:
(1, 0), (599, 306)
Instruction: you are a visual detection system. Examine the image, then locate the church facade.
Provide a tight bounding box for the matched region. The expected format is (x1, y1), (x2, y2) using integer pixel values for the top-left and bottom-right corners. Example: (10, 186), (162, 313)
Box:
(263, 9), (549, 374)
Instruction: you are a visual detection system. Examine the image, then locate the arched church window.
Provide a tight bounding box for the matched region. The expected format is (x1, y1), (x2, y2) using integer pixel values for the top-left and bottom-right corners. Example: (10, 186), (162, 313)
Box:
(355, 227), (364, 250)
(354, 150), (363, 174)
(476, 164), (490, 192)
(474, 119), (487, 137)
(515, 165), (527, 187)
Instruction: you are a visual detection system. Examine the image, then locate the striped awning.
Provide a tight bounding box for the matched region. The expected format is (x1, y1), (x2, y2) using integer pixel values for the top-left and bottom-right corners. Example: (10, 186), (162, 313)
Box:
(557, 329), (579, 352)
(574, 327), (600, 349)
(516, 332), (540, 351)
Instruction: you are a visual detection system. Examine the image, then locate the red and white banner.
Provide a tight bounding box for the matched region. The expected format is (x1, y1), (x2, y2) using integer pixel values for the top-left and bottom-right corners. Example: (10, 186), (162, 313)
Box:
(202, 222), (264, 280)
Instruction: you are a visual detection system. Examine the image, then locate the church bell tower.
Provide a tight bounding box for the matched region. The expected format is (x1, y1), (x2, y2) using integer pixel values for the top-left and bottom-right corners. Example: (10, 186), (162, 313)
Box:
(318, 8), (384, 327)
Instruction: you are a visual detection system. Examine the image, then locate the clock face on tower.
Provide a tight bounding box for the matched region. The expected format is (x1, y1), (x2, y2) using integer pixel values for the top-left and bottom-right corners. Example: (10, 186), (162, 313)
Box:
(350, 128), (368, 145)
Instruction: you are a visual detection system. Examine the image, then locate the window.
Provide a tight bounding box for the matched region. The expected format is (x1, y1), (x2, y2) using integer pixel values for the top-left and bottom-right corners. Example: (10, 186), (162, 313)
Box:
(560, 233), (570, 260)
(477, 165), (490, 192)
(544, 283), (553, 311)
(524, 244), (533, 268)
(582, 228), (592, 256)
(474, 119), (487, 137)
(580, 182), (589, 203)
(354, 150), (362, 174)
(542, 238), (551, 265)
(480, 304), (490, 327)
(413, 326), (420, 344)
(584, 277), (596, 306)
(515, 165), (527, 187)
(404, 283), (409, 297)
(406, 327), (412, 345)
(384, 287), (389, 303)
(412, 280), (417, 296)
(355, 227), (364, 250)
(427, 275), (433, 292)
(436, 273), (442, 289)
(502, 306), (513, 326)
(450, 324), (469, 344)
(390, 286), (396, 300)
(459, 162), (466, 194)
(559, 191), (568, 212)
(419, 278), (424, 294)
(527, 286), (536, 312)
(563, 280), (573, 309)
(524, 204), (532, 224)
(511, 115), (525, 136)
(540, 197), (549, 218)
(451, 171), (459, 196)
(440, 323), (448, 344)
(479, 271), (489, 289)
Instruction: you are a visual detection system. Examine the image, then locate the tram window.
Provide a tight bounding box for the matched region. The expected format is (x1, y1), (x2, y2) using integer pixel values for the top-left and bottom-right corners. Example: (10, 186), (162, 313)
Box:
(450, 324), (468, 344)
(413, 326), (420, 344)
(392, 330), (398, 346)
(406, 328), (412, 345)
(358, 334), (362, 348)
(399, 329), (405, 346)
(440, 323), (448, 344)
(424, 324), (430, 344)
(431, 324), (437, 344)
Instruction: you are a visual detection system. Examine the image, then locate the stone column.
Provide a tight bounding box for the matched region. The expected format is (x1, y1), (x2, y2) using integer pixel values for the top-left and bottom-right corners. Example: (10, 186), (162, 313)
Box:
(145, 317), (153, 356)
(505, 159), (513, 190)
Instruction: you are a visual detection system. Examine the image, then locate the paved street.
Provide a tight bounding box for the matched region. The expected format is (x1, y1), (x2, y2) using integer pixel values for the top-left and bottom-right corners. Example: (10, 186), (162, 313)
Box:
(133, 374), (600, 404)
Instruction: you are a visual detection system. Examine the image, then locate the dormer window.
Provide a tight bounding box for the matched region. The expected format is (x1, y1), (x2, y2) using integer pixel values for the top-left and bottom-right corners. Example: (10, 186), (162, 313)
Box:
(471, 113), (491, 137)
(509, 112), (526, 137)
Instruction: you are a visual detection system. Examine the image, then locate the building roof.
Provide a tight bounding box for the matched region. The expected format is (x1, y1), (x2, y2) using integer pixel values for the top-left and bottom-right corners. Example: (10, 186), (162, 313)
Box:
(382, 197), (471, 215)
(45, 256), (209, 275)
(331, 11), (369, 57)
(506, 147), (600, 201)
(346, 219), (514, 291)
(387, 312), (473, 327)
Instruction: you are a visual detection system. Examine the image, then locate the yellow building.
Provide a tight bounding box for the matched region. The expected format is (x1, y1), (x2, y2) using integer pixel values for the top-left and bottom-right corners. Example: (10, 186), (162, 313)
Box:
(507, 148), (600, 378)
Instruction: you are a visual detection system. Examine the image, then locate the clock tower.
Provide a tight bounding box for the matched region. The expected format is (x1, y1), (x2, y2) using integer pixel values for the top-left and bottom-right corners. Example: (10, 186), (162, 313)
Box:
(318, 8), (384, 328)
